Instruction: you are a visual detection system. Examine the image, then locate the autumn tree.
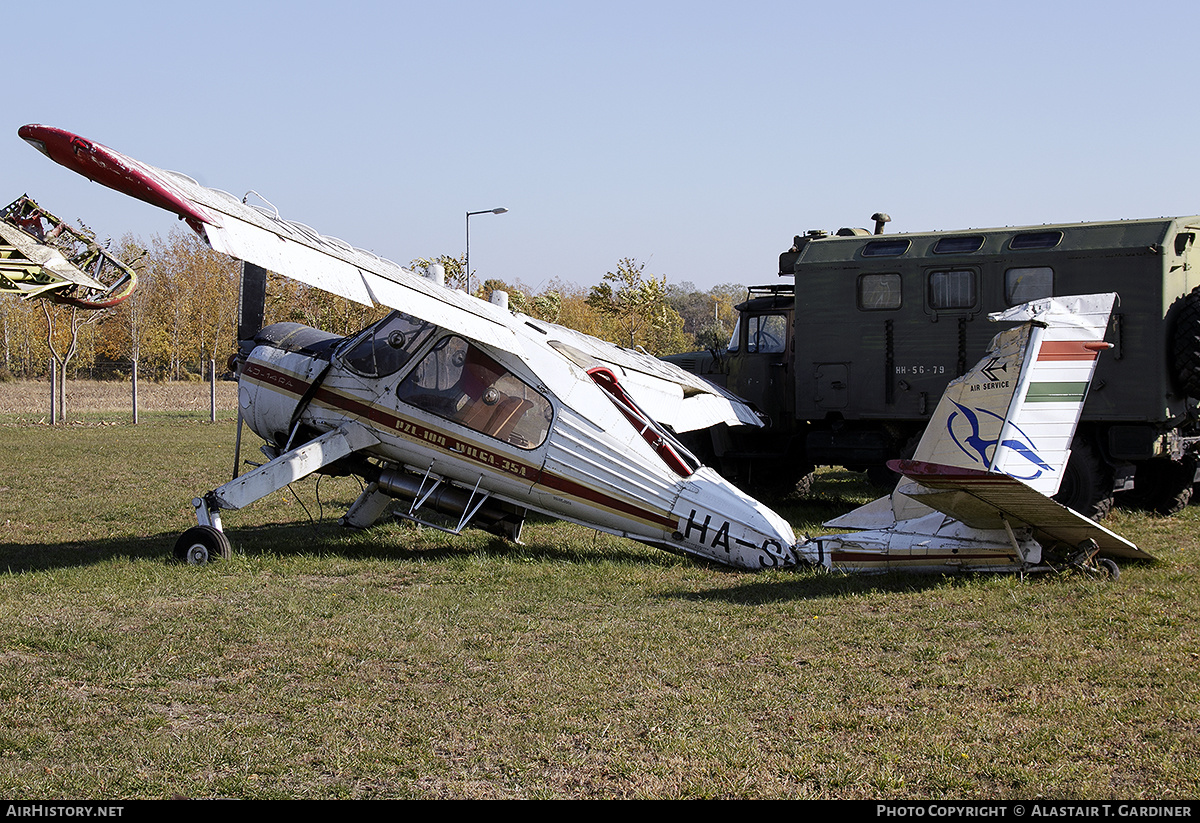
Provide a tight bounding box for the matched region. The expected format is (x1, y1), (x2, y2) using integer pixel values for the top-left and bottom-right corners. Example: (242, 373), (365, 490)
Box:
(0, 295), (50, 378)
(0, 232), (750, 390)
(92, 235), (171, 378)
(41, 299), (105, 418)
(475, 277), (563, 325)
(586, 258), (689, 354)
(667, 280), (743, 352)
(410, 254), (468, 292)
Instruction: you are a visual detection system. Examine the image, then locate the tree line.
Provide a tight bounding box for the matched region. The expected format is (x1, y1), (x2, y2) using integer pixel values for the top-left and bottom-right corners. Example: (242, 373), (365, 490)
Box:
(0, 228), (746, 387)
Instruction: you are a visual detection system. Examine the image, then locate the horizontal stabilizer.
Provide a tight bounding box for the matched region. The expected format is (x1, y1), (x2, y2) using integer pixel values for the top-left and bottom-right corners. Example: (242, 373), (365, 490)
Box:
(889, 459), (1150, 560)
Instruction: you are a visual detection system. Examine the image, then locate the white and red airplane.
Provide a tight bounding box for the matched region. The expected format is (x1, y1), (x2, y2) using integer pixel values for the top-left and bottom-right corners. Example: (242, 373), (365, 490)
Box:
(18, 124), (1148, 578)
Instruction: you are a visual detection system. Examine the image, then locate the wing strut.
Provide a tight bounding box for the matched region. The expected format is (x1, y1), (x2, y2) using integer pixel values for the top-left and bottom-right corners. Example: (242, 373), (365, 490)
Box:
(193, 422), (380, 530)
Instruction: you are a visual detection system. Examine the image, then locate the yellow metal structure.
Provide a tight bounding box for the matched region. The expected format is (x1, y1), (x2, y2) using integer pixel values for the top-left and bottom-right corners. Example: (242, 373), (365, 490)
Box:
(0, 195), (136, 308)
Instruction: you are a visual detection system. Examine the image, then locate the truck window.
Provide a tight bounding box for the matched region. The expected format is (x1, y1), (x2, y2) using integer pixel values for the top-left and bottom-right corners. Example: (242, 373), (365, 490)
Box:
(1010, 231), (1063, 250)
(858, 273), (901, 310)
(933, 235), (984, 254)
(927, 269), (977, 311)
(862, 239), (911, 258)
(1005, 267), (1054, 305)
(747, 314), (788, 353)
(727, 317), (741, 352)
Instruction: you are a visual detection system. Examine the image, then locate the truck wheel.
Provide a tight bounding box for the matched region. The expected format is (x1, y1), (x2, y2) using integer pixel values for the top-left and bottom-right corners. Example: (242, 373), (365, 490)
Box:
(1053, 437), (1114, 520)
(794, 470), (815, 497)
(747, 458), (815, 500)
(865, 431), (922, 489)
(866, 464), (898, 488)
(1123, 456), (1195, 515)
(1171, 286), (1200, 398)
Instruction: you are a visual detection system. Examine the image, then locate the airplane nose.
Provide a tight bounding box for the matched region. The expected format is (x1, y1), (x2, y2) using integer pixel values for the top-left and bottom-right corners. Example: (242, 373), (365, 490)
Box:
(669, 467), (801, 570)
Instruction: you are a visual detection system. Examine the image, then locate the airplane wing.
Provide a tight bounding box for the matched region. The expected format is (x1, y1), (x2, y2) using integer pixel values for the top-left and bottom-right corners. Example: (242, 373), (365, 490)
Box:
(535, 320), (763, 431)
(19, 124), (758, 432)
(18, 125), (521, 350)
(0, 195), (137, 308)
(0, 219), (103, 296)
(888, 459), (1151, 560)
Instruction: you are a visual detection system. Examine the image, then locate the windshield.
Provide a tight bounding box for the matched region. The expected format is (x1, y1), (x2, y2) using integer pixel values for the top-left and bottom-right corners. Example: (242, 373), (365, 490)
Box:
(746, 314), (787, 354)
(340, 312), (437, 378)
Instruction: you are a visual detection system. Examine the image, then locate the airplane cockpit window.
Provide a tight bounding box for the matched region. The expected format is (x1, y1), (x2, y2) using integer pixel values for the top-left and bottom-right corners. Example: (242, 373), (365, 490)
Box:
(397, 335), (553, 449)
(340, 311), (437, 378)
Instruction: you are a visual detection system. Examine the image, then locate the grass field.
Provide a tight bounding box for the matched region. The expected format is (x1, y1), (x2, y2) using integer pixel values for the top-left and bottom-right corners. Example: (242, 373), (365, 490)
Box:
(0, 382), (1198, 798)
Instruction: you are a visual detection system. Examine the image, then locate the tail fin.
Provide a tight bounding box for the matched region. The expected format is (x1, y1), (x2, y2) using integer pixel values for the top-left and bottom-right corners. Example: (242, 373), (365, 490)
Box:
(911, 293), (1116, 495)
(830, 293), (1117, 528)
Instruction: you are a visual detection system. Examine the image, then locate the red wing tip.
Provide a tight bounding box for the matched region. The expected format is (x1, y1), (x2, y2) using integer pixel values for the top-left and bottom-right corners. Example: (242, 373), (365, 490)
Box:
(18, 124), (80, 145)
(18, 124), (215, 229)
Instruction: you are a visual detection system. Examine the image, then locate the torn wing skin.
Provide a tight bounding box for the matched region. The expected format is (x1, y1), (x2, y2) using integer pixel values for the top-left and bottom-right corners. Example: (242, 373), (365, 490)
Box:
(0, 194), (137, 308)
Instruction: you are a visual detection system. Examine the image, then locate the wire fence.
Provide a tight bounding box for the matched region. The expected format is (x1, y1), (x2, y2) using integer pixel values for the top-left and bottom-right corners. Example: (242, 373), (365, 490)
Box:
(0, 359), (238, 422)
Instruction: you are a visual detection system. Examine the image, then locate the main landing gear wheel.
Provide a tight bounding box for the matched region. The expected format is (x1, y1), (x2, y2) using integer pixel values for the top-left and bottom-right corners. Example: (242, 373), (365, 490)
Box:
(174, 525), (232, 565)
(1066, 539), (1120, 581)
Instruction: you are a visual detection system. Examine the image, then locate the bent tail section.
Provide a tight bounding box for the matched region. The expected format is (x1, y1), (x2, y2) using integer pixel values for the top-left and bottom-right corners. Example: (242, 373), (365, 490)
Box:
(830, 293), (1118, 529)
(914, 293), (1115, 494)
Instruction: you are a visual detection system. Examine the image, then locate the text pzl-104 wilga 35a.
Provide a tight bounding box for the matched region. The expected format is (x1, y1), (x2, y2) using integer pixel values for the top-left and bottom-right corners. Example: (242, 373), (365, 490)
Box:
(18, 124), (1152, 578)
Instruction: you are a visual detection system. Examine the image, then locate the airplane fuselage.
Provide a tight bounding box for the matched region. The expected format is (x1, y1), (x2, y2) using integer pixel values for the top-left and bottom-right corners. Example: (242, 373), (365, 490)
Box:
(234, 317), (803, 570)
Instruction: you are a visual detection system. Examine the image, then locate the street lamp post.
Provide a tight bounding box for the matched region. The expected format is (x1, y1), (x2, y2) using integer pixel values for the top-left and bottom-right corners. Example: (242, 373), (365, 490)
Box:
(466, 207), (508, 294)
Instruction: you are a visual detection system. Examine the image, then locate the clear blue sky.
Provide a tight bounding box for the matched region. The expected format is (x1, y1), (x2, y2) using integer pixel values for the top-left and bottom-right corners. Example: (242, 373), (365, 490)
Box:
(3, 0), (1194, 294)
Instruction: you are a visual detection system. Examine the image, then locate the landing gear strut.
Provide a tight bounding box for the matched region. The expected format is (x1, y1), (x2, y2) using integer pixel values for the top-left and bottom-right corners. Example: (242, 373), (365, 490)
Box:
(1066, 538), (1120, 581)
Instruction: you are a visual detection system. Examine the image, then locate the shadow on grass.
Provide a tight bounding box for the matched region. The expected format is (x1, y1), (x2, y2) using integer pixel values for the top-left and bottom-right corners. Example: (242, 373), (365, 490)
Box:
(662, 570), (985, 603)
(0, 513), (661, 573)
(662, 554), (1157, 603)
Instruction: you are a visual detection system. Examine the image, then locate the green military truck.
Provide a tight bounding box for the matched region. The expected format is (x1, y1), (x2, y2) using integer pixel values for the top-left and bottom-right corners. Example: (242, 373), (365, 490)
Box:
(666, 213), (1200, 518)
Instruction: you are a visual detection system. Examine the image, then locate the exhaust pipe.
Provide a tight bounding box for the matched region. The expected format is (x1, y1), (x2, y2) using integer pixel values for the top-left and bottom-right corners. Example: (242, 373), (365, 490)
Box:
(373, 467), (525, 540)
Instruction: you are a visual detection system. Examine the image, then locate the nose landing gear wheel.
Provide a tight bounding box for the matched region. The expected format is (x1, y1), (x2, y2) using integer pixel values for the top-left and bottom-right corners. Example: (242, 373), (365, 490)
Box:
(174, 525), (232, 564)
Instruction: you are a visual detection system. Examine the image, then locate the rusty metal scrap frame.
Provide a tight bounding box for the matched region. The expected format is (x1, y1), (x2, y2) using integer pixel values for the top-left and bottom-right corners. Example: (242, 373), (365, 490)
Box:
(0, 195), (137, 309)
